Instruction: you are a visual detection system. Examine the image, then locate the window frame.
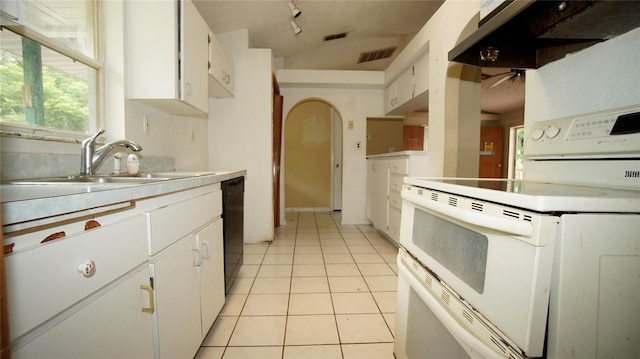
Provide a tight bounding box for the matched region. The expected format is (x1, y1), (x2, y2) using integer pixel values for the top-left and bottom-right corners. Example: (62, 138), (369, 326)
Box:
(0, 0), (104, 141)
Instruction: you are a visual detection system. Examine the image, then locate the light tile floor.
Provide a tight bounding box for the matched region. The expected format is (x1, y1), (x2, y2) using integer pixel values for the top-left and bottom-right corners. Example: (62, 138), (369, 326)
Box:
(195, 211), (398, 359)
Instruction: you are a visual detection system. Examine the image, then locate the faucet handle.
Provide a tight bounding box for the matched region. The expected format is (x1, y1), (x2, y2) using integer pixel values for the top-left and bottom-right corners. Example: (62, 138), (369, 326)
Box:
(82, 128), (105, 146)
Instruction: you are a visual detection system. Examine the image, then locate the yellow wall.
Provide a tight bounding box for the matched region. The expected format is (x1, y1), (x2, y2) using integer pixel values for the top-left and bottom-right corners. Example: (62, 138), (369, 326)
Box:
(284, 100), (332, 208)
(366, 118), (404, 155)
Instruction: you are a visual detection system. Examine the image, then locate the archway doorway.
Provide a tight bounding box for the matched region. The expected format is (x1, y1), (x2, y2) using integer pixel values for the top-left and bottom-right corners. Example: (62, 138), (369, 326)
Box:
(284, 99), (343, 211)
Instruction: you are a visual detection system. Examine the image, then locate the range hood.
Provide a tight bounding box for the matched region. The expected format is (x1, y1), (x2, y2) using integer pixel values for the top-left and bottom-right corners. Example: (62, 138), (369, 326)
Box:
(449, 0), (640, 69)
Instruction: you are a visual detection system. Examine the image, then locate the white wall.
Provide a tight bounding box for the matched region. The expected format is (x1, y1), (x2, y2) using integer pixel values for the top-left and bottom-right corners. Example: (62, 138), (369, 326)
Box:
(279, 86), (385, 225)
(208, 30), (275, 243)
(524, 27), (640, 130)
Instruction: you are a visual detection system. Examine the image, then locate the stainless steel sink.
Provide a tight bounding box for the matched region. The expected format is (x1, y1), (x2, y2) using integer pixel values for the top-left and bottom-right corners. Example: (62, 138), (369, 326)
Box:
(9, 173), (189, 185)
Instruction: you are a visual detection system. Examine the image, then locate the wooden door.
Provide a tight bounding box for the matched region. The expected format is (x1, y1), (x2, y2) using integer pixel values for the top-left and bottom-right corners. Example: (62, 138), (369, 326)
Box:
(479, 126), (504, 178)
(272, 75), (283, 227)
(402, 125), (424, 150)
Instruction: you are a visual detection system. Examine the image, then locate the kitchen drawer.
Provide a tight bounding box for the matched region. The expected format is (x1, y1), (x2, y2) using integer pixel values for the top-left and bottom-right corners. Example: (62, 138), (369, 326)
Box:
(389, 190), (403, 211)
(148, 189), (221, 255)
(389, 158), (409, 174)
(389, 173), (406, 194)
(5, 214), (148, 340)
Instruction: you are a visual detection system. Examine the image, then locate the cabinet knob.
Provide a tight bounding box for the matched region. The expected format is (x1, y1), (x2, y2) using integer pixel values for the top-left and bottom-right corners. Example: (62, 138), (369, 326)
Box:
(77, 260), (97, 277)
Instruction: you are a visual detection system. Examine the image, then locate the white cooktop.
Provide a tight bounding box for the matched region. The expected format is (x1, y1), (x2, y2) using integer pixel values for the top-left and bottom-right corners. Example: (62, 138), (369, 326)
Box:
(404, 177), (640, 213)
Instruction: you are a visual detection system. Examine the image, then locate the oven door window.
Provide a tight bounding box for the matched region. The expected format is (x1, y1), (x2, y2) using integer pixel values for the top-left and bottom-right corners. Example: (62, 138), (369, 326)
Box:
(412, 208), (488, 294)
(406, 286), (471, 359)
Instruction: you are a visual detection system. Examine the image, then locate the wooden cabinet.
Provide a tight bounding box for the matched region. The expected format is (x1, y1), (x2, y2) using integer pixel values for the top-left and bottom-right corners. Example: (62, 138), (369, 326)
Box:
(366, 153), (429, 243)
(209, 32), (235, 98)
(126, 0), (209, 117)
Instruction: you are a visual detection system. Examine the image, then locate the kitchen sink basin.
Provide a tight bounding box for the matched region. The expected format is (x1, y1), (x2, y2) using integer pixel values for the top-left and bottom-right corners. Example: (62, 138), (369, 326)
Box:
(9, 173), (189, 185)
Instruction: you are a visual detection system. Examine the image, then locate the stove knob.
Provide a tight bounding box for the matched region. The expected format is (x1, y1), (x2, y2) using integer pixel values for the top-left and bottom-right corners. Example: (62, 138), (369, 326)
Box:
(531, 127), (545, 141)
(546, 126), (561, 139)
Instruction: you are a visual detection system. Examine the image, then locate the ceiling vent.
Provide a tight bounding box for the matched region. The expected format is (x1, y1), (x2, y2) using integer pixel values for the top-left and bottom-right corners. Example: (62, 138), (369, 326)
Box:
(323, 32), (348, 42)
(357, 46), (397, 63)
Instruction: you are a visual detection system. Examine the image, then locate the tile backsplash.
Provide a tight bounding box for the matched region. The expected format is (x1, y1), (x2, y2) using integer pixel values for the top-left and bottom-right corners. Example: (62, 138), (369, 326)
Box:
(0, 152), (175, 181)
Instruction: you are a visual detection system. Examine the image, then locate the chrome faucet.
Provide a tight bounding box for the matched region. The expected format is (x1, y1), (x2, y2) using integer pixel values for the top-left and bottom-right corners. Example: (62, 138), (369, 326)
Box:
(80, 129), (143, 176)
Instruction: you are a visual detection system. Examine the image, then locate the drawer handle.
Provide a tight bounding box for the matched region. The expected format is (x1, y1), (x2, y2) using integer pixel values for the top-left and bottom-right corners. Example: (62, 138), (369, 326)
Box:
(140, 285), (154, 313)
(193, 246), (203, 266)
(77, 260), (96, 277)
(41, 231), (65, 243)
(202, 241), (210, 259)
(84, 219), (101, 230)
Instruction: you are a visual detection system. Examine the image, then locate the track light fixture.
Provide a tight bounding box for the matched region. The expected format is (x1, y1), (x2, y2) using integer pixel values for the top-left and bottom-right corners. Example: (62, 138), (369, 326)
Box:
(290, 20), (302, 36)
(288, 1), (302, 18)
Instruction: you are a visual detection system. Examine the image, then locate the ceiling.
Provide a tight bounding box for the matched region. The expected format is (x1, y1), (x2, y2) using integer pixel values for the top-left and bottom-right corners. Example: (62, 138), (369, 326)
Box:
(193, 0), (525, 115)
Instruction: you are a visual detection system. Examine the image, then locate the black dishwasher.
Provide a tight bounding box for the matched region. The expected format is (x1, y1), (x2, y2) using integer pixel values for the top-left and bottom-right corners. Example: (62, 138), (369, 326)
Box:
(221, 176), (244, 294)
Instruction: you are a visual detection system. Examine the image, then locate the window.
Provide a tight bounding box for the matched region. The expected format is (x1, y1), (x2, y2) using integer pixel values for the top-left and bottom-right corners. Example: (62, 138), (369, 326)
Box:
(508, 125), (525, 179)
(0, 0), (100, 135)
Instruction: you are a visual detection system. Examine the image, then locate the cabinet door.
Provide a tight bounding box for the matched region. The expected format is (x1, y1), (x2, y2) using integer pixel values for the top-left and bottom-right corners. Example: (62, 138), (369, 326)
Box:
(413, 52), (429, 96)
(13, 267), (154, 359)
(384, 82), (397, 114)
(197, 218), (225, 338)
(367, 160), (389, 231)
(208, 33), (234, 98)
(152, 235), (201, 359)
(395, 68), (414, 106)
(181, 0), (209, 113)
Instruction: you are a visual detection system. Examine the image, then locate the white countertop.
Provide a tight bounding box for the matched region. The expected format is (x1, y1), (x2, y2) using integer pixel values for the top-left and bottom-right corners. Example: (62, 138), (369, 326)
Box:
(366, 150), (428, 159)
(1, 170), (246, 229)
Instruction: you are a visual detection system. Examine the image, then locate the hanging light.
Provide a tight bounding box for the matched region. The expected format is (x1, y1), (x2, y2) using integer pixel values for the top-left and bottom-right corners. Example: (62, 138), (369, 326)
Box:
(288, 1), (302, 18)
(290, 20), (302, 36)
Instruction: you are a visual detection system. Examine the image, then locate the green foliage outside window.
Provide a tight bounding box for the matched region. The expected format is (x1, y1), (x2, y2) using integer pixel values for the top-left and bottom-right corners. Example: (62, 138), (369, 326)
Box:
(1, 46), (89, 132)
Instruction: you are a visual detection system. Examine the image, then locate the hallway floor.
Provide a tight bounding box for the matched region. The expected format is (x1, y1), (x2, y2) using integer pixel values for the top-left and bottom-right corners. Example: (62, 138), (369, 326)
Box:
(195, 211), (398, 359)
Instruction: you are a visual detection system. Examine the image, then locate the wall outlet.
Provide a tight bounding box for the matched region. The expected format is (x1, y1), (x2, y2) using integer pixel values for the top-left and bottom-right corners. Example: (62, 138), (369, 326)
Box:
(356, 141), (361, 149)
(143, 115), (150, 133)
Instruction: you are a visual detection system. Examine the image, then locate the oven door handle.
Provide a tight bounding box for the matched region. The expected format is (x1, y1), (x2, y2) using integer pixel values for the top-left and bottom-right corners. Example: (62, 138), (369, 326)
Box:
(402, 191), (533, 237)
(399, 258), (505, 359)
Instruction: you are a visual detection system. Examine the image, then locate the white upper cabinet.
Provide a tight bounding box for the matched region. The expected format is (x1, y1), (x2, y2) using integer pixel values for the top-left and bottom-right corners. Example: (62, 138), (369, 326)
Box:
(126, 0), (209, 118)
(384, 68), (413, 114)
(209, 32), (235, 97)
(384, 49), (430, 116)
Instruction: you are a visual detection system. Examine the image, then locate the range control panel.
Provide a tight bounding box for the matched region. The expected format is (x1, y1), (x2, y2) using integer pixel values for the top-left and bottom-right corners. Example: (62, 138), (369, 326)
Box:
(525, 105), (640, 159)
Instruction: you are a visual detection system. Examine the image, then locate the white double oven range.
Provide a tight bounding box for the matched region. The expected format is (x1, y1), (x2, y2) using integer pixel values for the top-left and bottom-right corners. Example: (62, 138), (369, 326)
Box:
(394, 106), (640, 358)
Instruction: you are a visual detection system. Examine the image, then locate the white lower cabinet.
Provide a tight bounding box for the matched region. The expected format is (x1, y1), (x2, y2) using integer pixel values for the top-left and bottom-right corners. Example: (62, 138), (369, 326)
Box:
(198, 219), (225, 338)
(13, 267), (154, 359)
(5, 213), (154, 358)
(147, 186), (224, 358)
(150, 217), (224, 358)
(151, 234), (202, 359)
(366, 153), (428, 243)
(6, 184), (226, 359)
